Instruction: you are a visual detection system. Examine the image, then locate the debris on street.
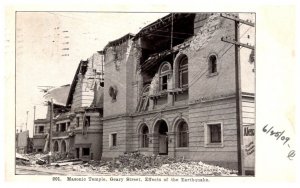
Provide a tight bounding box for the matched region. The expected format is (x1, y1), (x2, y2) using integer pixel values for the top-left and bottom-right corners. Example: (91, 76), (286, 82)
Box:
(16, 152), (237, 176)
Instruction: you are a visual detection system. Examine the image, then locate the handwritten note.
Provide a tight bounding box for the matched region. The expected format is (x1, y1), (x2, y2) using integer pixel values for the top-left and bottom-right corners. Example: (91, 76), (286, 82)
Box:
(262, 124), (296, 160)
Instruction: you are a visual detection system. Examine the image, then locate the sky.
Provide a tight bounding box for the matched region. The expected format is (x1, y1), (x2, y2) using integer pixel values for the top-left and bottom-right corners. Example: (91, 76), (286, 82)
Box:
(16, 12), (168, 137)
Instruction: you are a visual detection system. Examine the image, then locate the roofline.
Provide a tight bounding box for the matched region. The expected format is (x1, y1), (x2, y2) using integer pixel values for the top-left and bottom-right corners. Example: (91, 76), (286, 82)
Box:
(103, 33), (135, 51)
(66, 61), (82, 106)
(133, 13), (195, 39)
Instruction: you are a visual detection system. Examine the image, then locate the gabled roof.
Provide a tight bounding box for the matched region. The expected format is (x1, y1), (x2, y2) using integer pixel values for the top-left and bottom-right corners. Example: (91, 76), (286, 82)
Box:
(66, 61), (83, 107)
(66, 59), (104, 108)
(43, 84), (70, 106)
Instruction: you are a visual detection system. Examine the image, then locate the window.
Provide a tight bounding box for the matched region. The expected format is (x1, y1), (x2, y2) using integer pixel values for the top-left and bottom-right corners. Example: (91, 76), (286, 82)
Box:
(208, 55), (217, 74)
(56, 124), (59, 132)
(140, 125), (149, 148)
(159, 62), (171, 91)
(84, 116), (90, 127)
(61, 140), (66, 152)
(205, 123), (223, 146)
(60, 123), (66, 132)
(209, 124), (221, 143)
(177, 121), (189, 147)
(178, 56), (188, 88)
(82, 148), (90, 156)
(137, 85), (150, 112)
(110, 133), (117, 147)
(53, 141), (59, 152)
(67, 122), (70, 130)
(76, 117), (80, 127)
(38, 126), (44, 133)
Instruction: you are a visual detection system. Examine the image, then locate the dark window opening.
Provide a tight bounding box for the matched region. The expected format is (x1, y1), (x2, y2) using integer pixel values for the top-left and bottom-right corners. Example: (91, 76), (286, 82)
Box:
(141, 125), (149, 148)
(85, 116), (90, 127)
(179, 56), (188, 88)
(38, 126), (44, 133)
(53, 141), (59, 152)
(209, 55), (217, 73)
(67, 122), (70, 130)
(61, 141), (66, 152)
(159, 62), (171, 91)
(76, 117), (80, 127)
(56, 124), (59, 132)
(37, 149), (43, 152)
(178, 122), (189, 147)
(76, 148), (80, 158)
(112, 133), (117, 147)
(60, 123), (66, 132)
(161, 75), (168, 90)
(209, 124), (221, 143)
(82, 148), (90, 156)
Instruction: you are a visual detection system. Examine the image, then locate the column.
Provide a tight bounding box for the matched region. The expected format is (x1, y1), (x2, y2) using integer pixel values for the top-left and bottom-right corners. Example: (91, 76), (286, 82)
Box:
(167, 132), (176, 158)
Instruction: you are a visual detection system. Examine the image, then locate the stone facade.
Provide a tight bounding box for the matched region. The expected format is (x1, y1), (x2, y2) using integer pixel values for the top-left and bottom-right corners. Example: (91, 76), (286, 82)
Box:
(101, 13), (255, 171)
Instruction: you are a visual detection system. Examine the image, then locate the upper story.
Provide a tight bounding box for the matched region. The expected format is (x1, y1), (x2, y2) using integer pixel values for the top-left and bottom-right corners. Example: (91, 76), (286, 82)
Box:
(103, 13), (255, 118)
(66, 52), (104, 113)
(33, 85), (70, 136)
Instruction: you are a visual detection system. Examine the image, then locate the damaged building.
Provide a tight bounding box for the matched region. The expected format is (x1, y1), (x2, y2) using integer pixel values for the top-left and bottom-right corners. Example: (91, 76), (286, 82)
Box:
(33, 84), (71, 153)
(31, 13), (255, 173)
(101, 13), (255, 172)
(33, 52), (104, 161)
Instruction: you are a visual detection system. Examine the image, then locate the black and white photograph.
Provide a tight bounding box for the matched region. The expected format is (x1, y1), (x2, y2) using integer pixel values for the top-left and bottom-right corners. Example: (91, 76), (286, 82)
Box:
(14, 12), (255, 177)
(2, 1), (297, 184)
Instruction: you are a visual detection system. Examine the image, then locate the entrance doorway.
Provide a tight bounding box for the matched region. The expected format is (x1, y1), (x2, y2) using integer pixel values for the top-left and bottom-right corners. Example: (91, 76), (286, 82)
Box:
(154, 120), (168, 155)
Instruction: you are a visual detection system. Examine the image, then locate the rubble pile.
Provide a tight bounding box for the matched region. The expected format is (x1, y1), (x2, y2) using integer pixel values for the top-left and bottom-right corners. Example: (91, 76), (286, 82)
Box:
(106, 152), (176, 171)
(16, 153), (48, 165)
(16, 152), (237, 176)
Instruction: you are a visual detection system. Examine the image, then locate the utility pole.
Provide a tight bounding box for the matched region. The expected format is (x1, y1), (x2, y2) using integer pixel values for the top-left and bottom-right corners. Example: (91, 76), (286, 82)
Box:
(220, 13), (255, 175)
(48, 98), (53, 164)
(25, 111), (29, 131)
(33, 106), (36, 136)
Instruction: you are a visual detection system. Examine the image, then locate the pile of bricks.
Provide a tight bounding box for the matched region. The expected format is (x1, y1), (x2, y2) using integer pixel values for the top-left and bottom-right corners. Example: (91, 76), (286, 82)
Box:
(84, 152), (238, 176)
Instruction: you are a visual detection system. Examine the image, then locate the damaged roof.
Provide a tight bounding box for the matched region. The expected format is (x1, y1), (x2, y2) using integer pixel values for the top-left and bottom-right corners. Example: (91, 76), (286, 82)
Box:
(43, 84), (71, 106)
(134, 13), (195, 39)
(103, 33), (135, 51)
(66, 60), (104, 108)
(66, 60), (83, 107)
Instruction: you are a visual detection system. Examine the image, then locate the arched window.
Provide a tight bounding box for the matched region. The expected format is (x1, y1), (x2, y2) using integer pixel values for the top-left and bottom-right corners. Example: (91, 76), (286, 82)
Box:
(208, 55), (217, 74)
(61, 140), (66, 152)
(140, 124), (149, 148)
(178, 56), (188, 88)
(137, 85), (150, 112)
(53, 141), (59, 152)
(159, 62), (171, 91)
(177, 121), (189, 147)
